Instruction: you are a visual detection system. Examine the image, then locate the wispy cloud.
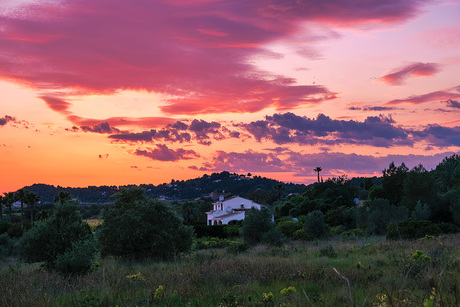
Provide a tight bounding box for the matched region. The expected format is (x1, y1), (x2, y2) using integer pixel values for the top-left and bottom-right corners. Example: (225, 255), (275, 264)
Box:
(387, 85), (460, 105)
(379, 62), (440, 86)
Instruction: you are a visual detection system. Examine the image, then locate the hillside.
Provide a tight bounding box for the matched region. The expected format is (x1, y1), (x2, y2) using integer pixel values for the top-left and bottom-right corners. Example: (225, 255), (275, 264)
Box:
(23, 171), (307, 204)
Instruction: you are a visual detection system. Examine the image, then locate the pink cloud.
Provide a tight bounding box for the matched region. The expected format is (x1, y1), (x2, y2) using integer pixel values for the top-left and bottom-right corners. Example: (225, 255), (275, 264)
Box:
(387, 85), (460, 105)
(39, 96), (72, 114)
(68, 115), (177, 129)
(379, 62), (440, 86)
(0, 0), (428, 115)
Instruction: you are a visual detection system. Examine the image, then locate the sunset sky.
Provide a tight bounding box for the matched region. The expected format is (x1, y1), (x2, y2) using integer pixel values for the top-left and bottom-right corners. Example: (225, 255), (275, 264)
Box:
(1, 0), (460, 193)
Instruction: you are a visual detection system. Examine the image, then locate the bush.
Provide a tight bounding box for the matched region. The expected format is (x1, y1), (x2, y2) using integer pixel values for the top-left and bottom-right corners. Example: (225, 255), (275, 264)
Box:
(277, 220), (303, 238)
(99, 188), (194, 259)
(19, 202), (97, 275)
(194, 224), (227, 238)
(0, 221), (10, 234)
(54, 240), (99, 275)
(386, 219), (441, 240)
(304, 210), (329, 240)
(223, 225), (240, 237)
(8, 222), (31, 238)
(367, 198), (408, 234)
(242, 207), (281, 245)
(0, 233), (9, 246)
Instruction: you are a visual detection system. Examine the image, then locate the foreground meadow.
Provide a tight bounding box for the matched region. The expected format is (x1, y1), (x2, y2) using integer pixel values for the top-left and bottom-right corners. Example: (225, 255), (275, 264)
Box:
(1, 235), (459, 306)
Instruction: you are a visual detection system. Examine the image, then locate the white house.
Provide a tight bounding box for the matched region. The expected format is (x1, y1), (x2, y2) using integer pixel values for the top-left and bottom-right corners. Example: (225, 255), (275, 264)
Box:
(206, 196), (262, 225)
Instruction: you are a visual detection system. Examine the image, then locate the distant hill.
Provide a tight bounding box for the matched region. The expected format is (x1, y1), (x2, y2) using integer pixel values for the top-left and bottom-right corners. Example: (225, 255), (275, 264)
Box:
(23, 171), (308, 204)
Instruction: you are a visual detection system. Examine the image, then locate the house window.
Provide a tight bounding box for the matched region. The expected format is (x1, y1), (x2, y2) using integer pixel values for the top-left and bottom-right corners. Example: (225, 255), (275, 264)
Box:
(208, 220), (212, 225)
(241, 204), (244, 209)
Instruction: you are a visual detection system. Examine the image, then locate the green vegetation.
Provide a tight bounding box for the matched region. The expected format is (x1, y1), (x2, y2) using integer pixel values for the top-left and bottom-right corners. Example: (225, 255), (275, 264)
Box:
(18, 202), (97, 275)
(0, 154), (459, 305)
(1, 235), (459, 306)
(98, 188), (194, 260)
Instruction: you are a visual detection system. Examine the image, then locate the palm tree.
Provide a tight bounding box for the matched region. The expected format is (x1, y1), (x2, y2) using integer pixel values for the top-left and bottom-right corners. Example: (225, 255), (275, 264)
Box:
(15, 189), (27, 228)
(314, 167), (322, 183)
(3, 192), (15, 222)
(25, 191), (41, 226)
(54, 191), (73, 204)
(273, 183), (285, 201)
(0, 195), (3, 221)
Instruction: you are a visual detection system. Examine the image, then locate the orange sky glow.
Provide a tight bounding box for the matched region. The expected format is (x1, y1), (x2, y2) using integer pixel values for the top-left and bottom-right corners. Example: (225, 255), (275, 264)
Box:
(1, 0), (460, 193)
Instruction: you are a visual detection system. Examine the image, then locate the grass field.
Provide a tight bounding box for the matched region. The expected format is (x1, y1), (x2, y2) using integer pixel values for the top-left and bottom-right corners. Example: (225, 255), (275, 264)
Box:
(1, 234), (459, 306)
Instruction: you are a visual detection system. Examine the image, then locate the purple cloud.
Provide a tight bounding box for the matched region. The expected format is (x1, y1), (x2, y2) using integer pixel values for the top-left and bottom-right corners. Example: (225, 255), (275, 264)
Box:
(80, 122), (120, 134)
(241, 112), (411, 147)
(136, 144), (200, 161)
(0, 115), (15, 126)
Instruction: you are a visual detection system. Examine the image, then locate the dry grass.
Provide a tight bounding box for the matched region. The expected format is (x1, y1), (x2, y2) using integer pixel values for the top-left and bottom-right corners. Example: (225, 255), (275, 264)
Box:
(1, 234), (459, 306)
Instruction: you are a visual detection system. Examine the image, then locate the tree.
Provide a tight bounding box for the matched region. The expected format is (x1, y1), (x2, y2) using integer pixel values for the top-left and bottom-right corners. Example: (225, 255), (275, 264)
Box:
(179, 201), (201, 225)
(0, 195), (3, 221)
(19, 202), (97, 275)
(314, 167), (322, 183)
(54, 191), (73, 204)
(3, 192), (15, 222)
(241, 207), (281, 245)
(24, 191), (41, 226)
(434, 154), (460, 192)
(411, 201), (431, 220)
(304, 210), (329, 240)
(99, 188), (194, 259)
(366, 198), (408, 234)
(273, 183), (285, 201)
(401, 164), (435, 212)
(15, 189), (27, 228)
(382, 162), (408, 205)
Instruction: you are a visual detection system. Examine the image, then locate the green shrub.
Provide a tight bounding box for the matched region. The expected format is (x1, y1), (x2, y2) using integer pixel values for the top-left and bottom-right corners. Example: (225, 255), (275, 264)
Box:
(0, 221), (10, 234)
(223, 225), (240, 237)
(194, 237), (233, 249)
(0, 233), (8, 246)
(341, 228), (365, 239)
(99, 188), (194, 259)
(19, 202), (97, 275)
(386, 219), (441, 240)
(304, 210), (329, 240)
(277, 220), (303, 238)
(54, 240), (99, 275)
(242, 207), (280, 245)
(7, 222), (31, 238)
(194, 225), (227, 238)
(319, 245), (337, 258)
(261, 228), (286, 246)
(367, 198), (408, 234)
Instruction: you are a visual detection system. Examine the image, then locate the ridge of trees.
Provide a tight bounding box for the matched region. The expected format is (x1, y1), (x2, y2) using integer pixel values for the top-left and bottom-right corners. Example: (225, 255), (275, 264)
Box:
(20, 172), (307, 204)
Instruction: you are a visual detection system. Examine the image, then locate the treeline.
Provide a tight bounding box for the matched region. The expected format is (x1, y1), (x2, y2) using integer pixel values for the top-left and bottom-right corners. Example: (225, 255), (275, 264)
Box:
(22, 171), (306, 203)
(268, 154), (460, 243)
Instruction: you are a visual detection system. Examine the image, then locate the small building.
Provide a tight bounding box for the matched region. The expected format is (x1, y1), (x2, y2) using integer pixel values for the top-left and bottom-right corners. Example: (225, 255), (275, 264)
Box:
(206, 195), (261, 225)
